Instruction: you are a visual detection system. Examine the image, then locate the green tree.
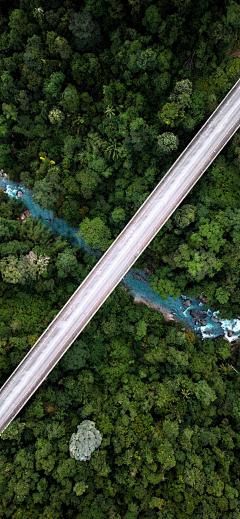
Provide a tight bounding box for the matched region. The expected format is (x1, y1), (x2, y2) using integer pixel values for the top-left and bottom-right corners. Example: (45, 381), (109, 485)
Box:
(142, 5), (161, 33)
(59, 85), (79, 113)
(128, 47), (157, 73)
(0, 70), (17, 99)
(60, 198), (82, 225)
(8, 9), (28, 50)
(0, 251), (49, 284)
(34, 168), (65, 210)
(56, 250), (78, 278)
(0, 142), (12, 170)
(167, 243), (223, 281)
(61, 340), (90, 372)
(2, 103), (18, 122)
(23, 35), (43, 73)
(0, 239), (33, 257)
(15, 90), (30, 113)
(173, 204), (197, 230)
(158, 102), (184, 127)
(156, 439), (176, 471)
(68, 10), (101, 51)
(76, 168), (100, 199)
(111, 207), (126, 223)
(151, 277), (181, 300)
(194, 380), (217, 406)
(69, 421), (102, 461)
(169, 79), (193, 110)
(227, 0), (240, 28)
(129, 117), (150, 152)
(52, 36), (71, 60)
(215, 286), (230, 304)
(0, 115), (10, 139)
(32, 7), (44, 21)
(157, 132), (179, 154)
(46, 30), (58, 54)
(1, 418), (25, 441)
(79, 217), (112, 251)
(73, 481), (89, 496)
(43, 72), (65, 99)
(48, 107), (65, 126)
(189, 217), (226, 253)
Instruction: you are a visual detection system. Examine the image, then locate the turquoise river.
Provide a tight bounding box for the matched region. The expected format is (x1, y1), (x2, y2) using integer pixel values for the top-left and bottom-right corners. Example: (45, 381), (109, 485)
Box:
(1, 171), (240, 345)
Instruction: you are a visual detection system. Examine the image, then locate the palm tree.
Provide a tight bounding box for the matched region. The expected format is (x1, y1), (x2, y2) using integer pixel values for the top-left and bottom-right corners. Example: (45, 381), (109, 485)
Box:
(32, 7), (44, 20)
(104, 106), (116, 119)
(104, 139), (121, 159)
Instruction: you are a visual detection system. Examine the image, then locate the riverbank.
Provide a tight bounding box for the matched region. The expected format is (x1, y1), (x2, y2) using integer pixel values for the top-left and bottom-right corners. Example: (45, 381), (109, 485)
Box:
(1, 171), (240, 344)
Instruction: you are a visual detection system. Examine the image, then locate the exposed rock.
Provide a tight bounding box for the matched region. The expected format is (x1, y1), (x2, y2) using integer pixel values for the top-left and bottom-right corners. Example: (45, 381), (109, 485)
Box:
(132, 272), (147, 284)
(198, 292), (207, 304)
(195, 320), (199, 325)
(210, 316), (219, 323)
(20, 210), (31, 221)
(227, 330), (233, 337)
(133, 295), (182, 324)
(182, 299), (191, 307)
(144, 266), (154, 276)
(190, 308), (208, 320)
(16, 189), (23, 198)
(199, 319), (207, 326)
(160, 310), (177, 322)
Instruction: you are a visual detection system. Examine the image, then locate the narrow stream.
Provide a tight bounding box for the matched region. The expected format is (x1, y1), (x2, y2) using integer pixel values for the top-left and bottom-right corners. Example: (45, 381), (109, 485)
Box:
(1, 172), (240, 344)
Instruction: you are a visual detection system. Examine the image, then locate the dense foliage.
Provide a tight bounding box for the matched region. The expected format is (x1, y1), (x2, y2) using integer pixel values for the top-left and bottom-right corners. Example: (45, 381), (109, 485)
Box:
(1, 0), (240, 517)
(69, 420), (103, 461)
(0, 184), (240, 519)
(0, 201), (240, 519)
(1, 0), (240, 315)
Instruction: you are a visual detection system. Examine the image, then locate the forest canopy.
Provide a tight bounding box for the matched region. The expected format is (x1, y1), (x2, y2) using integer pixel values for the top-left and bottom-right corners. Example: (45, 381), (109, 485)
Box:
(1, 195), (240, 519)
(1, 0), (240, 517)
(0, 0), (240, 316)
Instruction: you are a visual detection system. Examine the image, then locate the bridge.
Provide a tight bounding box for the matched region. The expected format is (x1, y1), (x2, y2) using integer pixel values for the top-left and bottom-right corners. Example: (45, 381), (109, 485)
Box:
(1, 78), (240, 434)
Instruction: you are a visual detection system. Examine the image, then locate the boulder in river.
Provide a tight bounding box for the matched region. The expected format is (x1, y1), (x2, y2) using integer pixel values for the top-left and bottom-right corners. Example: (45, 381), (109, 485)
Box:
(200, 319), (207, 326)
(210, 316), (219, 323)
(190, 308), (208, 320)
(132, 272), (147, 284)
(182, 299), (191, 307)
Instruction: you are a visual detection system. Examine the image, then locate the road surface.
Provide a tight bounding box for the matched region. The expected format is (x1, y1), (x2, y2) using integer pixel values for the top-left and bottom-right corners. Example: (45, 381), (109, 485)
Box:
(1, 78), (240, 434)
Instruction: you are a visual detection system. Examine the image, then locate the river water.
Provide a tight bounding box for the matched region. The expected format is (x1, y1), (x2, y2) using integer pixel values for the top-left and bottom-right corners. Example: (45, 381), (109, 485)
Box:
(1, 172), (240, 344)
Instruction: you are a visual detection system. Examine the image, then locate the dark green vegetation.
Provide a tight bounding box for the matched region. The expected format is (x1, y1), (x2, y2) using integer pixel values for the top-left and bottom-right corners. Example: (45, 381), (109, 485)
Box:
(1, 201), (240, 519)
(1, 0), (240, 315)
(1, 0), (240, 517)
